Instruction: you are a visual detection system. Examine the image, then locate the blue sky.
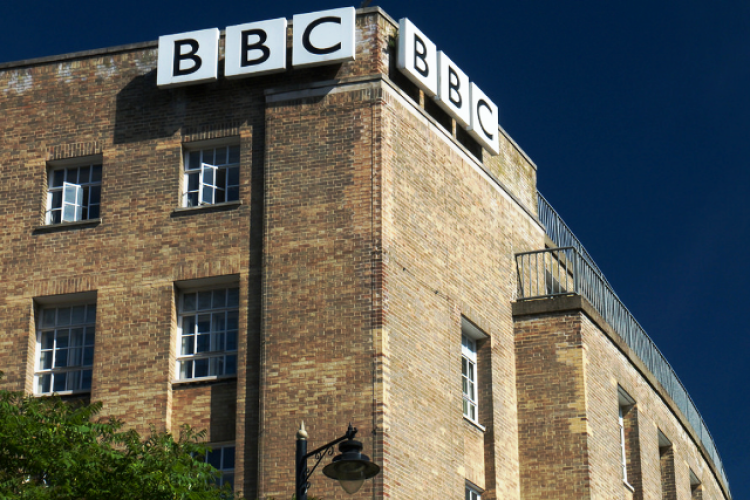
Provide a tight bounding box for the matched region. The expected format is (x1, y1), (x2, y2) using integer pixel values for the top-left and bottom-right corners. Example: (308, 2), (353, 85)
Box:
(2, 1), (747, 496)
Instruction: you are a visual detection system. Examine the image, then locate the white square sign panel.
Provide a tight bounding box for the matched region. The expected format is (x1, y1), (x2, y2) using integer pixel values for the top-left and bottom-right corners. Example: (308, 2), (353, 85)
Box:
(225, 18), (288, 79)
(397, 18), (438, 97)
(292, 7), (356, 68)
(436, 51), (471, 128)
(157, 28), (220, 88)
(469, 83), (500, 155)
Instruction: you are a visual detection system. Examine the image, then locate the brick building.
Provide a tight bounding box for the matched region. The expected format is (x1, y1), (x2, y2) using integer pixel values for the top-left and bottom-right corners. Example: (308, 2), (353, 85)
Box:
(0, 6), (731, 500)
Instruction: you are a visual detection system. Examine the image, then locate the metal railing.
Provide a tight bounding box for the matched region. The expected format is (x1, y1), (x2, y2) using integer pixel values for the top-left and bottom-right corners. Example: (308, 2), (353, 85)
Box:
(516, 245), (730, 492)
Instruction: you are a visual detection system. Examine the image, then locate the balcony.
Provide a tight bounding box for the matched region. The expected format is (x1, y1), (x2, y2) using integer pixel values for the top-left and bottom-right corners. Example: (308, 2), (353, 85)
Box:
(515, 193), (729, 491)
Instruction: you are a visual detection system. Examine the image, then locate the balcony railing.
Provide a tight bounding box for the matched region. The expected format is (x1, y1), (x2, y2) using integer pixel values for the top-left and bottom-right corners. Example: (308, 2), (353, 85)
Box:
(518, 201), (729, 492)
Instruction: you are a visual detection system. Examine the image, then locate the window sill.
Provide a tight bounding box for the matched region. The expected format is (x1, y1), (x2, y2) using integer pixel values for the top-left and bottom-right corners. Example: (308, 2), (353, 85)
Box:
(33, 218), (102, 233)
(171, 200), (242, 217)
(35, 390), (91, 397)
(623, 480), (635, 493)
(463, 416), (486, 432)
(172, 375), (237, 386)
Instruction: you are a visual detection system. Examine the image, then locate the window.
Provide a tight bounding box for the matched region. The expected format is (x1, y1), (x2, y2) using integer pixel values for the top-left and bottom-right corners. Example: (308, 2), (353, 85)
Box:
(689, 469), (702, 500)
(206, 444), (235, 490)
(462, 334), (478, 422)
(618, 387), (638, 489)
(177, 287), (239, 380)
(183, 145), (240, 207)
(465, 483), (481, 500)
(619, 405), (628, 482)
(659, 430), (676, 500)
(35, 303), (96, 394)
(46, 163), (102, 224)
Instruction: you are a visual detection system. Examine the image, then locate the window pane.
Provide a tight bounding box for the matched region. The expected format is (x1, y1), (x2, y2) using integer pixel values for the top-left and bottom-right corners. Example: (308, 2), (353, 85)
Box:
(181, 336), (195, 356)
(69, 348), (82, 367)
(228, 146), (240, 164)
(202, 149), (214, 165)
(41, 331), (55, 350)
(183, 316), (196, 335)
(223, 447), (235, 469)
(215, 147), (227, 165)
(226, 331), (238, 351)
(196, 334), (210, 353)
(211, 333), (224, 352)
(52, 169), (65, 187)
(198, 292), (212, 310)
(194, 358), (209, 378)
(54, 349), (68, 368)
(227, 288), (239, 307)
(40, 351), (52, 370)
(58, 308), (71, 326)
(207, 449), (222, 469)
(209, 356), (223, 376)
(39, 374), (51, 394)
(91, 165), (102, 182)
(51, 211), (62, 224)
(63, 204), (78, 222)
(217, 168), (227, 190)
(87, 306), (96, 324)
(188, 151), (201, 169)
(53, 373), (67, 392)
(212, 290), (226, 308)
(197, 314), (211, 333)
(89, 185), (101, 204)
(88, 205), (100, 219)
(188, 172), (199, 191)
(213, 313), (226, 333)
(180, 360), (192, 379)
(80, 166), (90, 182)
(202, 185), (214, 204)
(227, 166), (239, 186)
(83, 346), (94, 365)
(225, 355), (237, 375)
(70, 328), (84, 346)
(66, 371), (81, 391)
(51, 190), (63, 209)
(187, 192), (199, 207)
(71, 305), (86, 324)
(82, 370), (92, 389)
(227, 186), (239, 202)
(42, 309), (56, 328)
(56, 330), (69, 347)
(226, 310), (238, 331)
(183, 293), (197, 312)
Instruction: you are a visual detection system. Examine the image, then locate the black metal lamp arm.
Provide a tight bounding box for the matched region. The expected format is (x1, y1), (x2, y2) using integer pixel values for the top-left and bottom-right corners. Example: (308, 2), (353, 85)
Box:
(296, 424), (358, 500)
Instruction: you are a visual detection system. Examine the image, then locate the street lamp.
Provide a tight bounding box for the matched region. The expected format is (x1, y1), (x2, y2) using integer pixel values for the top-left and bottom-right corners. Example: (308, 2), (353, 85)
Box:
(295, 422), (380, 500)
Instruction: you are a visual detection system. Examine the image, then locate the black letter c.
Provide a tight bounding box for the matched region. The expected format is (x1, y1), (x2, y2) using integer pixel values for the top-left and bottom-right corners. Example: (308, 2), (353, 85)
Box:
(302, 16), (342, 55)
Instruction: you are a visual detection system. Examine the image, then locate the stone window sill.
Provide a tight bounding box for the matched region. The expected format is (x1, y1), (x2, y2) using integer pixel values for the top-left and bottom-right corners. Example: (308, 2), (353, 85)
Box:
(34, 218), (102, 233)
(463, 416), (486, 432)
(172, 375), (237, 386)
(171, 200), (242, 217)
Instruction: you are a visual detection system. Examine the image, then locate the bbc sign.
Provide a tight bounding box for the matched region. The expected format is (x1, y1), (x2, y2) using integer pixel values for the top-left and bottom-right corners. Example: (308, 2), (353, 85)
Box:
(157, 7), (355, 87)
(156, 8), (500, 155)
(397, 19), (499, 155)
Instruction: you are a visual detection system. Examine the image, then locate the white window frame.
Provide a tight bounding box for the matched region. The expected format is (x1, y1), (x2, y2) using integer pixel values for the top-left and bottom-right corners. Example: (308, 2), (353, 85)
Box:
(462, 334), (478, 423)
(465, 483), (481, 500)
(35, 302), (96, 395)
(618, 387), (636, 487)
(46, 161), (102, 224)
(183, 144), (240, 207)
(176, 285), (239, 380)
(205, 443), (235, 490)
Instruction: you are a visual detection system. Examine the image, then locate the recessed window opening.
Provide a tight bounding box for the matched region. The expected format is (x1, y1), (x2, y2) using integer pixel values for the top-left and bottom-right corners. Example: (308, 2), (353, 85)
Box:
(46, 160), (102, 224)
(183, 144), (240, 207)
(176, 284), (239, 380)
(35, 300), (96, 394)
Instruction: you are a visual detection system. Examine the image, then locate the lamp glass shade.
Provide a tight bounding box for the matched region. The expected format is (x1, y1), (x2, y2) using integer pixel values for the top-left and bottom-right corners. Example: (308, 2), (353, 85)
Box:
(339, 478), (365, 494)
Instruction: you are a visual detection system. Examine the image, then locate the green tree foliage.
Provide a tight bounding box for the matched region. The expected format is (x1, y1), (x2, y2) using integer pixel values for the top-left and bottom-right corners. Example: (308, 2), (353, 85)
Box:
(0, 379), (233, 500)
